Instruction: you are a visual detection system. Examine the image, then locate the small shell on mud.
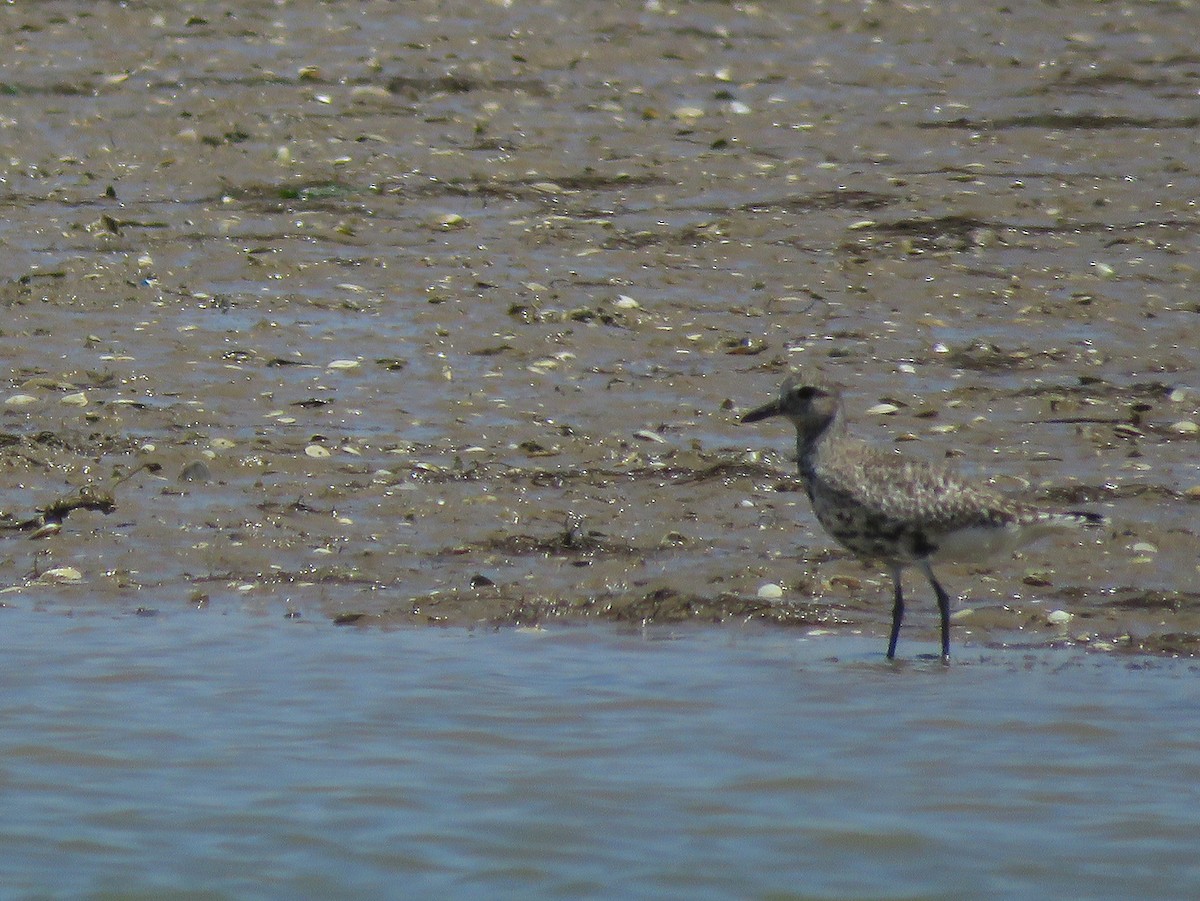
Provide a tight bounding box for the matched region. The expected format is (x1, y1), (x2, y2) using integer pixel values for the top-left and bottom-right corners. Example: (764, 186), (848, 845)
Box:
(757, 583), (784, 600)
(41, 566), (83, 584)
(5, 394), (38, 407)
(1046, 609), (1073, 626)
(724, 337), (768, 355)
(327, 359), (360, 370)
(633, 429), (667, 443)
(1169, 420), (1199, 435)
(30, 522), (62, 540)
(433, 212), (468, 230)
(61, 392), (88, 407)
(866, 402), (900, 415)
(305, 445), (332, 458)
(210, 437), (237, 450)
(179, 460), (212, 483)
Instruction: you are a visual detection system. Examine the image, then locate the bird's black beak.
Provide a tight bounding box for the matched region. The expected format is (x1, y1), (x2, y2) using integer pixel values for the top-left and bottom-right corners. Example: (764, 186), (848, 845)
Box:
(740, 399), (781, 424)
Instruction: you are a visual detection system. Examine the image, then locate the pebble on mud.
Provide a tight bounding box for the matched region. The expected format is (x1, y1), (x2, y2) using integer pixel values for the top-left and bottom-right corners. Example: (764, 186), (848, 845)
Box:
(757, 583), (784, 600)
(4, 394), (38, 407)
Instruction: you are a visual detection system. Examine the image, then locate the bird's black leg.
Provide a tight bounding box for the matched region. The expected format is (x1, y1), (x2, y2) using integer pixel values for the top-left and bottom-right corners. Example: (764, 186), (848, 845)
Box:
(887, 568), (904, 660)
(917, 559), (952, 663)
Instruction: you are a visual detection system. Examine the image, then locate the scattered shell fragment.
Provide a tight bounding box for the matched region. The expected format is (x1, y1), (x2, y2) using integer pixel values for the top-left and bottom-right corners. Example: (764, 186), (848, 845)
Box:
(41, 566), (83, 584)
(757, 583), (784, 600)
(30, 522), (62, 540)
(22, 377), (75, 391)
(866, 402), (900, 415)
(327, 359), (360, 370)
(1046, 609), (1073, 626)
(724, 337), (768, 355)
(434, 212), (468, 230)
(633, 429), (667, 443)
(178, 460), (212, 483)
(305, 444), (332, 458)
(1169, 420), (1199, 435)
(210, 437), (237, 450)
(5, 394), (38, 407)
(61, 392), (88, 407)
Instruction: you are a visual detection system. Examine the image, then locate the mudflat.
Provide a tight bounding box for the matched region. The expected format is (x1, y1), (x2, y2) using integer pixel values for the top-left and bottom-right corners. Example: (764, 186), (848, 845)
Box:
(1, 1), (1197, 652)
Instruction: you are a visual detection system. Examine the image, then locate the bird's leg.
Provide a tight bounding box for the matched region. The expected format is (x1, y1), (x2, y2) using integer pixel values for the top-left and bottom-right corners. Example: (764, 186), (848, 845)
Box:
(887, 567), (904, 660)
(917, 559), (952, 663)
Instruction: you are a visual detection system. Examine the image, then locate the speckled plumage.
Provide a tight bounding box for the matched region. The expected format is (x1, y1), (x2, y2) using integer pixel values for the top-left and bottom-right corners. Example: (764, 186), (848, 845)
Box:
(741, 376), (1103, 661)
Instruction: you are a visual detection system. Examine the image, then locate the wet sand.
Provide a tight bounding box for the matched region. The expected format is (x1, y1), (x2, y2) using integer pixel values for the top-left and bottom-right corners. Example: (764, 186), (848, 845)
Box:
(1, 1), (1197, 653)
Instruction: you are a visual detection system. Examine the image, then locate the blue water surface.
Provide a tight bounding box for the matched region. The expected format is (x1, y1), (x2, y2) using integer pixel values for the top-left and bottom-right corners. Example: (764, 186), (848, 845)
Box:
(1, 608), (1198, 900)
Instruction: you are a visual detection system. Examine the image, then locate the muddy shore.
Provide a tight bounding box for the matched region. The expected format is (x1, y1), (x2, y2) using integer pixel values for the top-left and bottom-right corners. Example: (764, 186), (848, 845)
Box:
(1, 1), (1197, 653)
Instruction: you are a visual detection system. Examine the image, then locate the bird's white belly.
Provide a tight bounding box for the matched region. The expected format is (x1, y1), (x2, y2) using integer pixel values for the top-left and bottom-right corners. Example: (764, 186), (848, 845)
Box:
(930, 522), (1037, 563)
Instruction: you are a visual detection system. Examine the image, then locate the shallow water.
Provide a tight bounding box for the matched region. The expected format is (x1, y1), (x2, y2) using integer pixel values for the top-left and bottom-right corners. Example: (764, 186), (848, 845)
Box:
(2, 609), (1198, 900)
(1, 0), (1198, 641)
